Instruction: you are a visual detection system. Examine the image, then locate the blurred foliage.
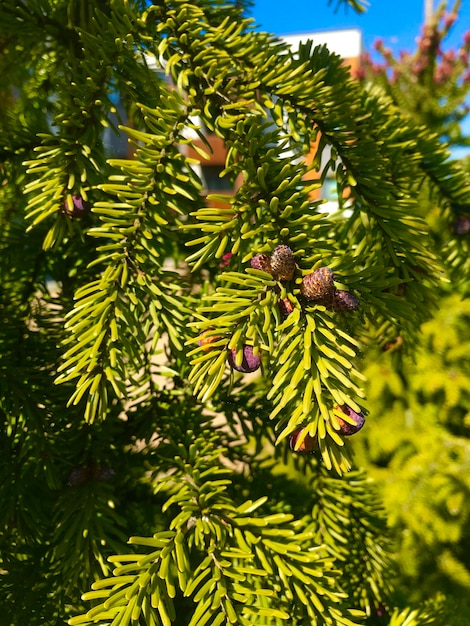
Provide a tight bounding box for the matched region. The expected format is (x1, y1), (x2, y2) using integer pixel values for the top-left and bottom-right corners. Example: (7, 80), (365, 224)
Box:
(355, 294), (470, 621)
(355, 2), (470, 623)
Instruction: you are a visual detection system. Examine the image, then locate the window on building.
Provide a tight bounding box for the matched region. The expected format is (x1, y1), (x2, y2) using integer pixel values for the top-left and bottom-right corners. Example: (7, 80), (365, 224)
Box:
(200, 165), (233, 192)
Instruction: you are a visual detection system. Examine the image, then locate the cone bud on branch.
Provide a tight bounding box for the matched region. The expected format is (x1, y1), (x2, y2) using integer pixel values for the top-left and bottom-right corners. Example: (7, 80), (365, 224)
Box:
(227, 345), (260, 373)
(300, 267), (335, 301)
(270, 245), (296, 281)
(335, 404), (366, 435)
(289, 427), (318, 454)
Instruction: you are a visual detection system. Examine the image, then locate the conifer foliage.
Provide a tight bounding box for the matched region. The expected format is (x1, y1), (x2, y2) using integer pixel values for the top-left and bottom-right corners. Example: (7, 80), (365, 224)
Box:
(1, 0), (470, 624)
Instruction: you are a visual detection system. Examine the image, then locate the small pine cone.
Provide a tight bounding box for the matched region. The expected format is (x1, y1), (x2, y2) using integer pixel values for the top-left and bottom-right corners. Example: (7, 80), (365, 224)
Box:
(328, 289), (359, 312)
(67, 465), (92, 487)
(250, 253), (273, 274)
(270, 245), (296, 281)
(335, 404), (365, 435)
(64, 195), (90, 218)
(91, 464), (117, 482)
(278, 297), (294, 319)
(300, 267), (335, 301)
(227, 345), (261, 373)
(198, 330), (222, 351)
(289, 427), (317, 454)
(454, 215), (470, 235)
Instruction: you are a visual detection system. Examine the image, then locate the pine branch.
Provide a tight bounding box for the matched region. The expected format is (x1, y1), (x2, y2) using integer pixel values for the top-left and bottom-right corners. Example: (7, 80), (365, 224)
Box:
(69, 432), (365, 626)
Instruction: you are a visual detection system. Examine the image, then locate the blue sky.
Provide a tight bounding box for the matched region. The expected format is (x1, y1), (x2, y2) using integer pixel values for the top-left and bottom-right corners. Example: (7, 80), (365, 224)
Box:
(248, 0), (470, 58)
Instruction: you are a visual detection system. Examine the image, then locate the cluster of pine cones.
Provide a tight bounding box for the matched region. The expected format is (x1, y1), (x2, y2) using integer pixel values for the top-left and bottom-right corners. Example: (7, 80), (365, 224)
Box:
(219, 245), (359, 375)
(250, 245), (364, 453)
(199, 244), (365, 454)
(251, 244), (359, 313)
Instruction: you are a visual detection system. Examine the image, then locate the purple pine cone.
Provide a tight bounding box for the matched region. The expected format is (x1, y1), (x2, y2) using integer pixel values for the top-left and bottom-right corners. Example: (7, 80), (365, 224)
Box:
(335, 404), (365, 435)
(454, 215), (470, 235)
(250, 254), (273, 274)
(289, 427), (317, 454)
(67, 466), (92, 487)
(328, 290), (359, 312)
(64, 195), (90, 218)
(227, 345), (261, 373)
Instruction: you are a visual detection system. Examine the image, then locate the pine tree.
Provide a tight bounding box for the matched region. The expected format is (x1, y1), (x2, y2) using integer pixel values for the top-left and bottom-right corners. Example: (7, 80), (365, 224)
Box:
(0, 1), (469, 625)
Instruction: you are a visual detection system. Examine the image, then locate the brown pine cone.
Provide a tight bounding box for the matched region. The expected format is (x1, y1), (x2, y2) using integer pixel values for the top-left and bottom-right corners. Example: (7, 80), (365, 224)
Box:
(278, 297), (295, 319)
(250, 253), (273, 274)
(300, 267), (335, 301)
(270, 245), (296, 281)
(327, 289), (359, 312)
